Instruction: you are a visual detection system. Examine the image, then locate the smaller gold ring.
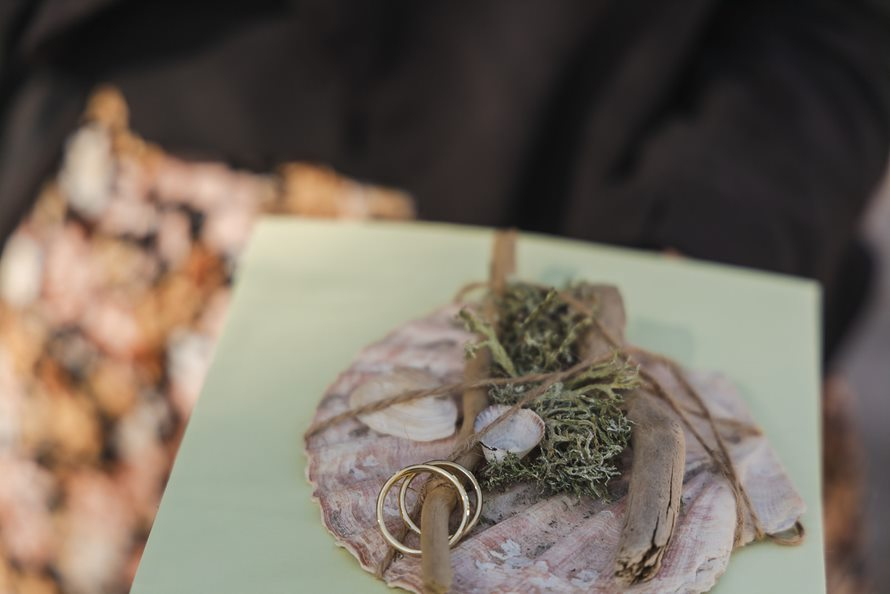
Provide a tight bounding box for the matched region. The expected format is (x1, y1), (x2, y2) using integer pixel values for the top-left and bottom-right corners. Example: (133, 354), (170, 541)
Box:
(398, 460), (482, 538)
(376, 464), (470, 556)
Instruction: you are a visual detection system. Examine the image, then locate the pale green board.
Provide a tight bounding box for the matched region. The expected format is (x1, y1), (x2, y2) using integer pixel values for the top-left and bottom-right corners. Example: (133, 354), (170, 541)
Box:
(131, 219), (825, 594)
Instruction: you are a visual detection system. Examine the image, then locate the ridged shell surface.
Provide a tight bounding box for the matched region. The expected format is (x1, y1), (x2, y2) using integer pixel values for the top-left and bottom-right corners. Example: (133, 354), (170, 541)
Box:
(349, 368), (458, 442)
(474, 404), (545, 463)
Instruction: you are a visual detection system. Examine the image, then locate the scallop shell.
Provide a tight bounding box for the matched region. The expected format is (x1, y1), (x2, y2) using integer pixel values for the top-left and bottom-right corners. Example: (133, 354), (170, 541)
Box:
(473, 404), (544, 463)
(349, 368), (458, 442)
(305, 291), (806, 593)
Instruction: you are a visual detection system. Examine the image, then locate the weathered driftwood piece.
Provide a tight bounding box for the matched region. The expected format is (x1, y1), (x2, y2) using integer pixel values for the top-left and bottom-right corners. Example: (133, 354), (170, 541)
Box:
(420, 230), (515, 593)
(579, 286), (686, 584)
(616, 390), (686, 582)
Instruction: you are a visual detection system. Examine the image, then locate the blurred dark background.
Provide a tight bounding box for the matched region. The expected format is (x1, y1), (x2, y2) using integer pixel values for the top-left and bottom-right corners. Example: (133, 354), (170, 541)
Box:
(1, 1), (889, 593)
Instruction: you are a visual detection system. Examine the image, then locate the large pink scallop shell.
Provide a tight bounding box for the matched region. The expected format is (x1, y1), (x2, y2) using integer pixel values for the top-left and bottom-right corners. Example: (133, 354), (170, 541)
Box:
(304, 302), (805, 593)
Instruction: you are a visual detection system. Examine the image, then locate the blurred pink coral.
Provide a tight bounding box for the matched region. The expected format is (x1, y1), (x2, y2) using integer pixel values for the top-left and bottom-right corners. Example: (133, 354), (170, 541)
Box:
(0, 456), (56, 568)
(0, 86), (414, 594)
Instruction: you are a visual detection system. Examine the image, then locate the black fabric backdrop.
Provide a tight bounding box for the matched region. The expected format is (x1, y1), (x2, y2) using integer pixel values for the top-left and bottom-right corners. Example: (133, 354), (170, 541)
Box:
(2, 0), (889, 359)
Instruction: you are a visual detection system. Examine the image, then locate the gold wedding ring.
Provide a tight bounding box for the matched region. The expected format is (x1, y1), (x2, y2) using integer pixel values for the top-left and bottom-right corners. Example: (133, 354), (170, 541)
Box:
(375, 460), (482, 556)
(398, 460), (483, 536)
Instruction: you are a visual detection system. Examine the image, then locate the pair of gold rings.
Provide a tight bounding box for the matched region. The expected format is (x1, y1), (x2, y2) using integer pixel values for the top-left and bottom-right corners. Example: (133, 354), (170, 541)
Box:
(375, 460), (482, 556)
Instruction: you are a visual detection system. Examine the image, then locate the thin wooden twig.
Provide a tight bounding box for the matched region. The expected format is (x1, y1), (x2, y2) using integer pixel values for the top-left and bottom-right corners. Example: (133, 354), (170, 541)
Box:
(419, 230), (515, 593)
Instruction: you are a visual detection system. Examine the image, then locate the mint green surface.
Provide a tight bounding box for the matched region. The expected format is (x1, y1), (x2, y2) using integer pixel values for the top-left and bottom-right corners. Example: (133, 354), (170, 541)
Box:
(131, 219), (825, 594)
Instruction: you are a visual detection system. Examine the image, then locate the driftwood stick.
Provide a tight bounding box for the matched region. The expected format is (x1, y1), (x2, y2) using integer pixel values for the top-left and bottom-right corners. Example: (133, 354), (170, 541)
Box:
(419, 230), (515, 593)
(571, 289), (686, 584)
(615, 389), (686, 583)
(420, 355), (488, 593)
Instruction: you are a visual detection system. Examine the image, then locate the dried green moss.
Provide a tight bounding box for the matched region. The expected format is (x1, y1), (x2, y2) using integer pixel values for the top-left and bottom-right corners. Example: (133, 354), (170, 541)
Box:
(461, 282), (637, 500)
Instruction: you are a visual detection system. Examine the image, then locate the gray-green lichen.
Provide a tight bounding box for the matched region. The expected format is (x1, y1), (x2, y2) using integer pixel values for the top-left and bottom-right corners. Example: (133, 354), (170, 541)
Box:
(461, 282), (637, 500)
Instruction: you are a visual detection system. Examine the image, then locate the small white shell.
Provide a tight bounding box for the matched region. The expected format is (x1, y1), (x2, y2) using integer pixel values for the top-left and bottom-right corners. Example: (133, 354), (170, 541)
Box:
(349, 368), (457, 442)
(473, 404), (545, 463)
